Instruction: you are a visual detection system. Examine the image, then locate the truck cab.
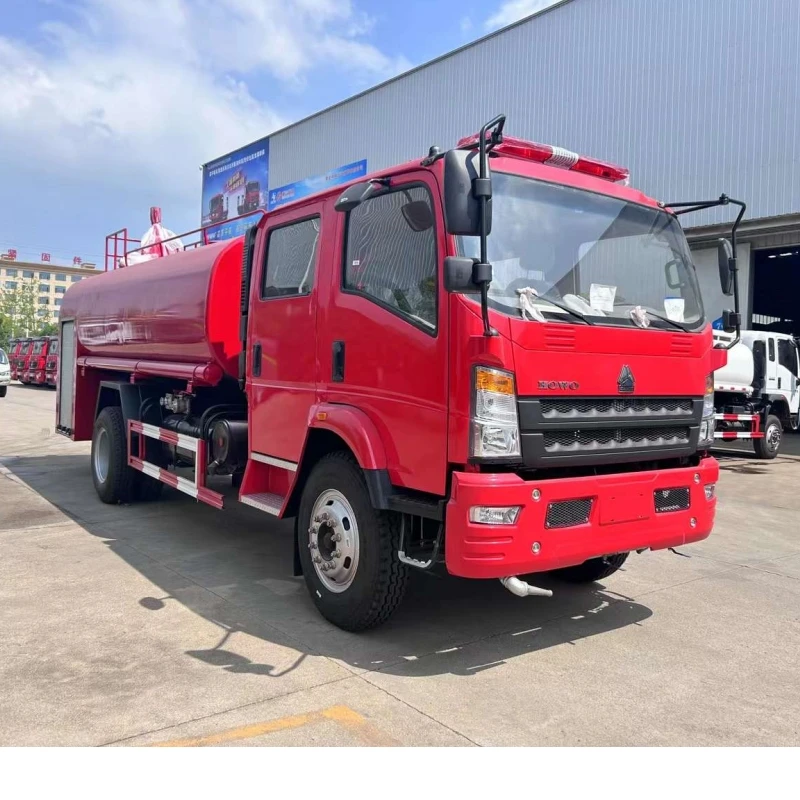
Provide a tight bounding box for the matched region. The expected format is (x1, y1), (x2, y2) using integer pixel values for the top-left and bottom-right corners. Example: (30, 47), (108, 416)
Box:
(15, 339), (33, 384)
(45, 336), (59, 388)
(26, 337), (50, 386)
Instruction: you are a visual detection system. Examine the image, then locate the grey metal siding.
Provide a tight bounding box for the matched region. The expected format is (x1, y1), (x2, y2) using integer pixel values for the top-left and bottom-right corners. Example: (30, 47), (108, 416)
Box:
(269, 0), (800, 226)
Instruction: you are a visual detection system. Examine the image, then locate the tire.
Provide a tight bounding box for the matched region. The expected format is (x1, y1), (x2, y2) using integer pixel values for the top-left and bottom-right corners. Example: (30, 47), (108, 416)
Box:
(0, 386), (6, 398)
(549, 552), (629, 583)
(753, 414), (781, 460)
(297, 453), (409, 631)
(91, 406), (136, 504)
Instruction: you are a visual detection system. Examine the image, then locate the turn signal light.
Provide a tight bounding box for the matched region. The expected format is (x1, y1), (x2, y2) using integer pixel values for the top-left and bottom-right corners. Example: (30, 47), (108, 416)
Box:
(475, 366), (514, 395)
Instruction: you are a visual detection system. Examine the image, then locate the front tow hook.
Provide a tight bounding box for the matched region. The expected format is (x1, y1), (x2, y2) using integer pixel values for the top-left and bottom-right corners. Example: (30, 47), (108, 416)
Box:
(500, 576), (553, 598)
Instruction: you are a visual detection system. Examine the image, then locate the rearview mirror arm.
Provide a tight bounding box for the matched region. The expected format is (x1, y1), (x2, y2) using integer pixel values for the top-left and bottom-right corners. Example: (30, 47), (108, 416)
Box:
(663, 194), (747, 350)
(474, 114), (505, 337)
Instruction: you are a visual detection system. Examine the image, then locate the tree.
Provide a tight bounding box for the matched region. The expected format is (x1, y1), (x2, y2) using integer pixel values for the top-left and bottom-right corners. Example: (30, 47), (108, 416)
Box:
(0, 278), (50, 339)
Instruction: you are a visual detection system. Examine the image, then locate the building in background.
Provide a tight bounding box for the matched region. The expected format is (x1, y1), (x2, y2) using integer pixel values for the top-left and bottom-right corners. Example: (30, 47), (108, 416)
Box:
(206, 0), (800, 334)
(0, 259), (98, 324)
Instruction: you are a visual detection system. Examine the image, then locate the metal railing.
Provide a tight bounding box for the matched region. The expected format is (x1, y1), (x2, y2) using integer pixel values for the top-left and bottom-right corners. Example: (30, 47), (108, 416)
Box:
(104, 210), (267, 271)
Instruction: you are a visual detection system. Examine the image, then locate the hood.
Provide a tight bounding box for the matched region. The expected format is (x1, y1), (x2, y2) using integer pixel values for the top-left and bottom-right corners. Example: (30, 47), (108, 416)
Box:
(506, 316), (713, 397)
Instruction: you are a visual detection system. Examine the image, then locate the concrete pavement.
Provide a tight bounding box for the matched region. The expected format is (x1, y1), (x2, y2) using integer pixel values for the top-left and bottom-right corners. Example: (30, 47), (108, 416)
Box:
(1, 383), (798, 745)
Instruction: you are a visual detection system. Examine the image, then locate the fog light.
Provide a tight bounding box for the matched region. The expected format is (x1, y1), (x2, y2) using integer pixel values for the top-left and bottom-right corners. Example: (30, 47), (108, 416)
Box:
(704, 483), (716, 500)
(469, 506), (522, 525)
(690, 517), (697, 528)
(531, 541), (541, 554)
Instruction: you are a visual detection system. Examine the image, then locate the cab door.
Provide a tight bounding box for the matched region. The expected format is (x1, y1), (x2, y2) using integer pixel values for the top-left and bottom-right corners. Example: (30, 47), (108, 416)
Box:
(766, 336), (778, 391)
(319, 171), (448, 496)
(776, 337), (800, 412)
(248, 203), (324, 463)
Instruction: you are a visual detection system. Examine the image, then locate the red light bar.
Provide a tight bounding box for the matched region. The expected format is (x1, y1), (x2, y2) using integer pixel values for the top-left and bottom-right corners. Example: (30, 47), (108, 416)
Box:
(457, 133), (629, 184)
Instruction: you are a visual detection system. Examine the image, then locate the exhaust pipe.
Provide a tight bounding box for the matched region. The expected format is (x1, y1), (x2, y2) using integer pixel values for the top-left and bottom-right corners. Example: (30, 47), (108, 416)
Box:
(500, 576), (553, 598)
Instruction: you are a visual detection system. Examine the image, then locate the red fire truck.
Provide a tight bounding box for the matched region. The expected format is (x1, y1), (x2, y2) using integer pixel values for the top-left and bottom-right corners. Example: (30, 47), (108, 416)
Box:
(238, 181), (261, 216)
(45, 335), (59, 388)
(15, 338), (34, 384)
(26, 336), (52, 385)
(7, 338), (21, 381)
(57, 115), (744, 631)
(209, 193), (229, 224)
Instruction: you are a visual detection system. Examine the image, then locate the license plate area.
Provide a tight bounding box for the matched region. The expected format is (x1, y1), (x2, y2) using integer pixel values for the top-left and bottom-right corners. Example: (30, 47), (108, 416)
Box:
(599, 489), (651, 525)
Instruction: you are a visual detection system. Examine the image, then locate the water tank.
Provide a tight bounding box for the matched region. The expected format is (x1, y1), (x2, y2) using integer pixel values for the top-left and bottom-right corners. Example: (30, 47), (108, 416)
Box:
(61, 239), (244, 381)
(714, 340), (754, 393)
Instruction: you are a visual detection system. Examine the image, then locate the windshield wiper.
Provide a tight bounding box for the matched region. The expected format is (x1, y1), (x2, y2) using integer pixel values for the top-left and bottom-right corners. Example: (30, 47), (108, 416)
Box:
(536, 295), (595, 326)
(639, 309), (691, 332)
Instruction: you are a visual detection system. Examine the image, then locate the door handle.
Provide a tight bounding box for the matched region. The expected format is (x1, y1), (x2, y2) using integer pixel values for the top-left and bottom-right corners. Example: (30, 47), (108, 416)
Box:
(332, 340), (345, 382)
(252, 342), (262, 377)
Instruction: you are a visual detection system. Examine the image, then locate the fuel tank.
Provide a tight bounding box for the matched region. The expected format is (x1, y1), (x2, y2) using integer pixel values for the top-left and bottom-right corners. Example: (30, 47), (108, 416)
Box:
(61, 238), (244, 380)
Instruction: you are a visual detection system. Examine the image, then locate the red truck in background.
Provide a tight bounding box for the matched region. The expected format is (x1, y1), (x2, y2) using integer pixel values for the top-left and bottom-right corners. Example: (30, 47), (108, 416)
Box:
(56, 114), (745, 631)
(14, 338), (34, 384)
(45, 335), (59, 388)
(7, 338), (21, 380)
(25, 336), (53, 386)
(209, 193), (229, 224)
(237, 181), (261, 215)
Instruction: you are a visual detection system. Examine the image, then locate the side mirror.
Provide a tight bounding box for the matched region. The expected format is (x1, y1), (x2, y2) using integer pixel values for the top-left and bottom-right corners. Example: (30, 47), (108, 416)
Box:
(444, 256), (480, 294)
(717, 238), (734, 296)
(443, 149), (491, 236)
(334, 180), (385, 213)
(722, 308), (741, 333)
(401, 200), (434, 232)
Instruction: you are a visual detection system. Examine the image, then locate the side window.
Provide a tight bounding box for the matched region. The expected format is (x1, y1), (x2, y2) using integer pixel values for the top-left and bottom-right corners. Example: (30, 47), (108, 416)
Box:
(344, 185), (437, 332)
(261, 217), (320, 299)
(768, 338), (775, 362)
(778, 339), (798, 376)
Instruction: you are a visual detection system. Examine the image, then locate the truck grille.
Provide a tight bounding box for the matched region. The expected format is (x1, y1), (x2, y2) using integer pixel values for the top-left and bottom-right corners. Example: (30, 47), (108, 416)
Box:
(540, 397), (694, 419)
(543, 426), (691, 453)
(654, 487), (690, 513)
(545, 498), (593, 528)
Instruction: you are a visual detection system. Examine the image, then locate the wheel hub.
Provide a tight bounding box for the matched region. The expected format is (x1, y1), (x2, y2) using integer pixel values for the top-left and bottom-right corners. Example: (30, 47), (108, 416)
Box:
(308, 490), (359, 593)
(768, 423), (781, 449)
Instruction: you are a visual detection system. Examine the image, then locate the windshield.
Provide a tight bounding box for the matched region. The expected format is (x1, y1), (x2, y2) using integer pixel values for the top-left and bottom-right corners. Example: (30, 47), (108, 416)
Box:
(32, 341), (44, 354)
(0, 349), (7, 365)
(49, 340), (59, 355)
(459, 172), (704, 330)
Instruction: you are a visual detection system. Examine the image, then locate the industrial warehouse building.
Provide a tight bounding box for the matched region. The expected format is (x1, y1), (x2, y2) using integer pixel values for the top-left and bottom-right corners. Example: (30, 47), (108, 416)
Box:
(215, 0), (800, 335)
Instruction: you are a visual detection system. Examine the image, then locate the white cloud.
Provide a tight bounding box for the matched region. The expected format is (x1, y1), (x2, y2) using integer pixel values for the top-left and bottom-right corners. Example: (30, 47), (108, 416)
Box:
(485, 0), (559, 30)
(0, 0), (410, 246)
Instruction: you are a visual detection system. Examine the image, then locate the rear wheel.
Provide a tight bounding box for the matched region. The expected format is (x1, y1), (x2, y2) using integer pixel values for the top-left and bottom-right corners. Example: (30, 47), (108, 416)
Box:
(549, 552), (629, 583)
(754, 414), (781, 460)
(91, 406), (136, 504)
(297, 453), (409, 631)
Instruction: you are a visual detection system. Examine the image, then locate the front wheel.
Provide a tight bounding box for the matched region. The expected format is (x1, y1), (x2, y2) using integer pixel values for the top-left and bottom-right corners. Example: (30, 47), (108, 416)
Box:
(0, 386), (7, 398)
(549, 552), (629, 583)
(297, 453), (408, 631)
(754, 414), (781, 460)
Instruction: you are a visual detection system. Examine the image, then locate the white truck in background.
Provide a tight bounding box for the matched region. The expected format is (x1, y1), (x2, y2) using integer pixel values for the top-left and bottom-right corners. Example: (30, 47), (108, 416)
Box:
(713, 329), (800, 458)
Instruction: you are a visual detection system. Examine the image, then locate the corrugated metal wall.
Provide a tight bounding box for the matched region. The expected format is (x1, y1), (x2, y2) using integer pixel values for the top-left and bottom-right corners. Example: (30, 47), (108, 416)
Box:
(269, 0), (800, 226)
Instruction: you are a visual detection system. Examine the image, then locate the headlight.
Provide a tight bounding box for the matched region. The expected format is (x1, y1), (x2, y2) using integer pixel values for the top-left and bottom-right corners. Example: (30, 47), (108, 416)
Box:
(471, 366), (521, 458)
(698, 374), (715, 446)
(702, 373), (715, 418)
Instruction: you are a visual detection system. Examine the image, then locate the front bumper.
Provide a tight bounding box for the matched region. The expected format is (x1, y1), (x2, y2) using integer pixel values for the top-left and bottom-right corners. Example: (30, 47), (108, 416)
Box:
(0, 372), (10, 386)
(445, 457), (718, 579)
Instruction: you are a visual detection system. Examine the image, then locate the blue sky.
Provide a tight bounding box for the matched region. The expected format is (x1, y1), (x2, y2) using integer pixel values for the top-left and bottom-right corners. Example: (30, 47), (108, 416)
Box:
(0, 0), (555, 267)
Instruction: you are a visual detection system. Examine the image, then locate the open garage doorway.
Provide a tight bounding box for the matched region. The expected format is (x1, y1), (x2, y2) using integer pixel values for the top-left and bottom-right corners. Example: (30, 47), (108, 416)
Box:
(751, 244), (800, 335)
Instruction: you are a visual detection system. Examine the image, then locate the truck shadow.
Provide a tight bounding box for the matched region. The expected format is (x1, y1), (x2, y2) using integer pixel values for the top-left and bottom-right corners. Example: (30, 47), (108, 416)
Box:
(3, 453), (654, 679)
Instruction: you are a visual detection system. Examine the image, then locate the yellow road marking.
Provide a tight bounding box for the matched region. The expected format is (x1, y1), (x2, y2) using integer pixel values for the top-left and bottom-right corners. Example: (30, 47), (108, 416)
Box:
(152, 705), (399, 747)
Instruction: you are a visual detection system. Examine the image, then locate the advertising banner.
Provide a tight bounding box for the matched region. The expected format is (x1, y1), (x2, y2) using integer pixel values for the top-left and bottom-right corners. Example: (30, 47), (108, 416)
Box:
(201, 138), (269, 241)
(268, 159), (367, 211)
